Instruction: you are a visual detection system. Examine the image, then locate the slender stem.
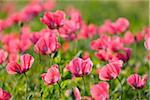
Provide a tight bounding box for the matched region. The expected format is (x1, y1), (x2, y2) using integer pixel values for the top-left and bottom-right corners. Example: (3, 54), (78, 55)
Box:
(57, 82), (61, 93)
(75, 40), (78, 53)
(0, 64), (5, 71)
(82, 76), (86, 96)
(39, 54), (41, 64)
(24, 73), (28, 99)
(138, 90), (141, 100)
(40, 85), (43, 99)
(49, 54), (54, 66)
(49, 54), (51, 66)
(117, 77), (123, 100)
(57, 29), (61, 45)
(57, 82), (61, 98)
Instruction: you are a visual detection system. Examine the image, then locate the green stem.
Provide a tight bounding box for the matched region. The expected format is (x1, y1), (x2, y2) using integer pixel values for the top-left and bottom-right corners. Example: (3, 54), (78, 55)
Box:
(0, 65), (5, 71)
(49, 54), (53, 66)
(138, 90), (141, 100)
(117, 77), (123, 100)
(40, 85), (43, 99)
(39, 54), (41, 64)
(57, 82), (61, 93)
(57, 82), (61, 98)
(57, 29), (61, 45)
(75, 40), (78, 53)
(24, 73), (28, 99)
(82, 76), (86, 96)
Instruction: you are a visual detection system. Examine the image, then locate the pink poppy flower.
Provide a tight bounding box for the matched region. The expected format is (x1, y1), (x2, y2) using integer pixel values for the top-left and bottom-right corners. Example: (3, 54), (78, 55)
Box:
(136, 32), (143, 42)
(21, 4), (43, 22)
(115, 17), (129, 33)
(2, 34), (17, 45)
(0, 49), (8, 65)
(66, 7), (82, 29)
(98, 18), (129, 35)
(77, 24), (89, 39)
(41, 10), (65, 29)
(127, 74), (148, 89)
(116, 48), (132, 63)
(91, 82), (109, 100)
(42, 0), (56, 11)
(123, 31), (135, 45)
(0, 88), (11, 100)
(19, 33), (32, 52)
(109, 36), (124, 52)
(88, 24), (97, 37)
(103, 20), (116, 34)
(6, 54), (34, 74)
(144, 27), (150, 40)
(2, 34), (20, 53)
(98, 60), (123, 81)
(3, 18), (14, 28)
(144, 36), (150, 50)
(98, 25), (108, 35)
(30, 32), (41, 44)
(59, 20), (78, 40)
(3, 39), (20, 54)
(8, 53), (19, 63)
(90, 35), (110, 50)
(34, 31), (59, 55)
(95, 50), (113, 62)
(78, 23), (97, 39)
(74, 87), (81, 100)
(67, 57), (93, 77)
(9, 13), (21, 24)
(41, 64), (60, 85)
(21, 26), (31, 34)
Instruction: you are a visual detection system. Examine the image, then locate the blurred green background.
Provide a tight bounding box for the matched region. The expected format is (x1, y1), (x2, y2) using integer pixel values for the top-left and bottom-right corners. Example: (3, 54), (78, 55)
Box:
(0, 0), (149, 32)
(56, 0), (149, 32)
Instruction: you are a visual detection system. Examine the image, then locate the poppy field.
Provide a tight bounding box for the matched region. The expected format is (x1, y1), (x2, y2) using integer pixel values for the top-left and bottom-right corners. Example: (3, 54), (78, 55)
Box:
(0, 0), (149, 100)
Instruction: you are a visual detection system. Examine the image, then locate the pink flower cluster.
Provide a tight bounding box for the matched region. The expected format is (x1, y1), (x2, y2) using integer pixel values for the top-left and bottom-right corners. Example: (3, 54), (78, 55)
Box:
(0, 0), (55, 31)
(91, 34), (132, 62)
